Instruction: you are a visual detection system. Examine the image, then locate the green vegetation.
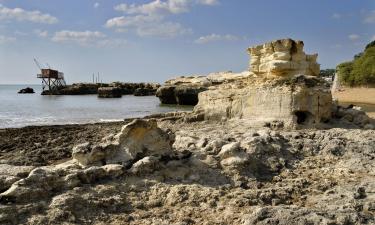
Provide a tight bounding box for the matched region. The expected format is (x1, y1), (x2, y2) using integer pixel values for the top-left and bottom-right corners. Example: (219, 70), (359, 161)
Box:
(337, 41), (375, 86)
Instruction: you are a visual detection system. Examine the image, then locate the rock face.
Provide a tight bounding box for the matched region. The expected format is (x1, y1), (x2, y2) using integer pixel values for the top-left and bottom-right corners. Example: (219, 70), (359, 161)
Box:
(72, 119), (174, 167)
(193, 39), (331, 128)
(156, 71), (251, 105)
(248, 39), (320, 78)
(195, 75), (333, 128)
(18, 87), (35, 94)
(97, 87), (122, 98)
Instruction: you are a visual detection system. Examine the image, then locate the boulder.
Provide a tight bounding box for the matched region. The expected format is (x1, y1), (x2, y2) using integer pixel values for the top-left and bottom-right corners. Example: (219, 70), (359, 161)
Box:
(18, 87), (35, 94)
(72, 119), (174, 167)
(156, 86), (177, 104)
(98, 87), (122, 98)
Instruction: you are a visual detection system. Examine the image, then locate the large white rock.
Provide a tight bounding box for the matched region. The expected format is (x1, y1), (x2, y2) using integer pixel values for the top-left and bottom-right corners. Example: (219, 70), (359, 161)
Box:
(72, 119), (174, 167)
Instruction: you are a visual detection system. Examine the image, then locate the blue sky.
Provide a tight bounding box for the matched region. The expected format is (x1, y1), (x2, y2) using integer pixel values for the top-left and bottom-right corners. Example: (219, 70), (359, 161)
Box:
(0, 0), (374, 84)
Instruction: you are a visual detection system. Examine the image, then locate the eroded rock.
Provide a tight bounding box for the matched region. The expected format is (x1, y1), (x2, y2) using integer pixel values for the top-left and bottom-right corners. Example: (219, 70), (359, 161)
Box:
(72, 119), (174, 167)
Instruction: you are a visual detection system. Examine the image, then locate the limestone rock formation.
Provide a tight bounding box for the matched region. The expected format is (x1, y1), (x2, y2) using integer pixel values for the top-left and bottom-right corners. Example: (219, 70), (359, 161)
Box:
(156, 71), (251, 105)
(72, 119), (174, 167)
(192, 39), (332, 128)
(194, 75), (332, 128)
(248, 39), (320, 78)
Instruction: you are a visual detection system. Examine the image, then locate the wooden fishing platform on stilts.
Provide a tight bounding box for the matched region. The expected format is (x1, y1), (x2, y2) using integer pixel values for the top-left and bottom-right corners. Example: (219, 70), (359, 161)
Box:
(34, 59), (66, 95)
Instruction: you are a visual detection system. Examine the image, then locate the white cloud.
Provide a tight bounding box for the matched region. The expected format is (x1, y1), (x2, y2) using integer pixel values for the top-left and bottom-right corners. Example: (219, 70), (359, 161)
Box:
(108, 0), (218, 38)
(52, 30), (106, 45)
(348, 34), (360, 41)
(105, 12), (190, 38)
(194, 34), (239, 44)
(0, 4), (58, 24)
(364, 10), (375, 23)
(105, 14), (163, 28)
(51, 30), (126, 48)
(34, 29), (48, 37)
(198, 0), (219, 5)
(0, 35), (15, 44)
(332, 13), (341, 19)
(114, 0), (218, 15)
(94, 2), (100, 9)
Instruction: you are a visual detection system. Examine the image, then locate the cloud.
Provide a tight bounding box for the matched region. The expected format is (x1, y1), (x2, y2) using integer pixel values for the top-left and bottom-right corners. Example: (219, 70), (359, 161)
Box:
(51, 30), (126, 48)
(52, 30), (106, 44)
(34, 29), (49, 37)
(364, 10), (375, 23)
(0, 35), (15, 44)
(332, 13), (341, 19)
(348, 34), (360, 41)
(105, 14), (163, 28)
(108, 0), (218, 38)
(194, 34), (239, 44)
(105, 14), (191, 38)
(94, 2), (100, 9)
(114, 0), (219, 15)
(0, 4), (58, 24)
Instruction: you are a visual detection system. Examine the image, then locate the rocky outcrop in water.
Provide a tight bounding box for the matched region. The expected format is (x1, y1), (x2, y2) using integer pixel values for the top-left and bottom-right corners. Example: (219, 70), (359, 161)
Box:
(97, 87), (122, 98)
(18, 87), (35, 94)
(41, 82), (160, 96)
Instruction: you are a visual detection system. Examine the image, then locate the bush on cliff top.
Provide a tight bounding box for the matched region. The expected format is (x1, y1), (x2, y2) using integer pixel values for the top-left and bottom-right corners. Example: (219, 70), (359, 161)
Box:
(337, 42), (375, 86)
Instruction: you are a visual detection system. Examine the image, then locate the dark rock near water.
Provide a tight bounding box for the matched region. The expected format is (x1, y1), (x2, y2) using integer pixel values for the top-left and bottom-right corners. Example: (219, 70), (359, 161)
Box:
(156, 85), (207, 105)
(134, 88), (157, 96)
(18, 87), (35, 94)
(98, 87), (122, 98)
(156, 86), (177, 104)
(40, 82), (160, 97)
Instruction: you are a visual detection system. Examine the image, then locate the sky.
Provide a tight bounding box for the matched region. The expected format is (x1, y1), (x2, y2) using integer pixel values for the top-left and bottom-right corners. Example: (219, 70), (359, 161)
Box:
(0, 0), (374, 84)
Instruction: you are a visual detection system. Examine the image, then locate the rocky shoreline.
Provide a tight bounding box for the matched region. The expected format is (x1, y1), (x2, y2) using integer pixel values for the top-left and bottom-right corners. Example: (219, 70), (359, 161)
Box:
(1, 39), (374, 224)
(41, 82), (160, 97)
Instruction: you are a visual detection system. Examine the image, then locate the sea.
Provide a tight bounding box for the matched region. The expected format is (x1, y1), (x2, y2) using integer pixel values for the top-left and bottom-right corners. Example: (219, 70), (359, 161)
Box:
(0, 85), (193, 128)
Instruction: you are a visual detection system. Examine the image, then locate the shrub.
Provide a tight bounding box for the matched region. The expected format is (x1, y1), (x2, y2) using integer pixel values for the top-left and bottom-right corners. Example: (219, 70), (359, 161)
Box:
(336, 43), (375, 86)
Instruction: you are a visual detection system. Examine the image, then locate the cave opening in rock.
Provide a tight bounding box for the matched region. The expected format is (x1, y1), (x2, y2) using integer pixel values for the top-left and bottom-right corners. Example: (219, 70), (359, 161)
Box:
(294, 111), (311, 124)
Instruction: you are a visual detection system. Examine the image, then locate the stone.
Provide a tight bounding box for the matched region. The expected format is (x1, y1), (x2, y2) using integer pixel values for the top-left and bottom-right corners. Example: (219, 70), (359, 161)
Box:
(72, 119), (174, 167)
(98, 87), (122, 98)
(18, 87), (35, 94)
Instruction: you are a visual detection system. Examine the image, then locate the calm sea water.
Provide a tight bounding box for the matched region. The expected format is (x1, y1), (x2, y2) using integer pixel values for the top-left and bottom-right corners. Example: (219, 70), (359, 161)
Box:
(0, 85), (192, 128)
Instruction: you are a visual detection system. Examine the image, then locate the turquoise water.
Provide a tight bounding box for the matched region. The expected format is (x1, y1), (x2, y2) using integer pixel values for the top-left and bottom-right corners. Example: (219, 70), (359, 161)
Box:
(0, 85), (192, 128)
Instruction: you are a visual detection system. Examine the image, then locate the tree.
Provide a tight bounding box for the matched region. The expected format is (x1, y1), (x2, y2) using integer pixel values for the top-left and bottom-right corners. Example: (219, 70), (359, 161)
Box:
(336, 42), (375, 86)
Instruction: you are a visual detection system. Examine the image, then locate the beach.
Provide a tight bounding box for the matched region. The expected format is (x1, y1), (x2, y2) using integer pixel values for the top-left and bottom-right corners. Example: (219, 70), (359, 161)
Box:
(333, 87), (375, 118)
